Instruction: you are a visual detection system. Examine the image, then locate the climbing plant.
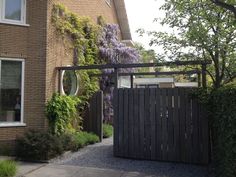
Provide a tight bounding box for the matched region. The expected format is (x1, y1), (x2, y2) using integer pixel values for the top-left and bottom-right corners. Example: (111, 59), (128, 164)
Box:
(52, 4), (140, 123)
(98, 24), (140, 122)
(52, 4), (100, 109)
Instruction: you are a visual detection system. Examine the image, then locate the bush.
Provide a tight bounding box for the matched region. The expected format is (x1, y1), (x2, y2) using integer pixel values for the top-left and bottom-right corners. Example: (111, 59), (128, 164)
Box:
(0, 160), (17, 177)
(60, 133), (78, 152)
(16, 130), (64, 161)
(46, 93), (82, 135)
(103, 124), (113, 138)
(74, 132), (99, 149)
(207, 86), (236, 177)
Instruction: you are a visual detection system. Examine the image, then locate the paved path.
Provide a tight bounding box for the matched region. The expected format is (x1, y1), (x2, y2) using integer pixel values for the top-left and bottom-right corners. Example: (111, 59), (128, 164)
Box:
(18, 137), (208, 177)
(52, 137), (208, 177)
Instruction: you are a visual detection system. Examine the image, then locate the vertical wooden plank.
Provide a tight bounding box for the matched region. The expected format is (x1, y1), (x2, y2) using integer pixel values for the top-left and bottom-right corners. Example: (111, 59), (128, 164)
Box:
(128, 89), (134, 158)
(133, 89), (139, 158)
(202, 64), (207, 88)
(93, 93), (97, 137)
(150, 88), (156, 160)
(155, 88), (162, 160)
(96, 91), (103, 141)
(167, 88), (174, 161)
(123, 89), (129, 157)
(173, 88), (180, 162)
(118, 89), (124, 157)
(139, 89), (145, 159)
(185, 88), (192, 163)
(161, 88), (168, 161)
(192, 91), (200, 164)
(144, 88), (151, 159)
(179, 88), (186, 162)
(200, 103), (209, 164)
(113, 88), (119, 156)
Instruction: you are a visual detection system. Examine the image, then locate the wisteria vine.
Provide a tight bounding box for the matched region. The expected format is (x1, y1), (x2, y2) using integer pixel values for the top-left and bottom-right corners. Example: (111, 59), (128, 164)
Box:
(98, 24), (140, 122)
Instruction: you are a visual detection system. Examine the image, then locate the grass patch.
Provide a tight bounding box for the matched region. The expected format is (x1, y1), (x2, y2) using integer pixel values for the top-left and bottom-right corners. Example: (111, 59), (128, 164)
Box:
(103, 124), (113, 138)
(0, 160), (17, 177)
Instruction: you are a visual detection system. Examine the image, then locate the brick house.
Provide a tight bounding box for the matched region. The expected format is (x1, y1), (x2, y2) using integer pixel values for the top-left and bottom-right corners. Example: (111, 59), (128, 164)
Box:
(0, 0), (132, 149)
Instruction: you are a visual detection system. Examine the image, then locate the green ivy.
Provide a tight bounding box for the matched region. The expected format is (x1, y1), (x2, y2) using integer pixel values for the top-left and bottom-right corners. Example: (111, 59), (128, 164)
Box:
(46, 93), (82, 135)
(208, 86), (236, 177)
(194, 86), (236, 177)
(51, 3), (100, 108)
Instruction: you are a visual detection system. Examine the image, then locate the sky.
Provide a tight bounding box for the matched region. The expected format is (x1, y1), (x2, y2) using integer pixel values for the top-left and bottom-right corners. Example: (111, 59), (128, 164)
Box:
(124, 0), (167, 53)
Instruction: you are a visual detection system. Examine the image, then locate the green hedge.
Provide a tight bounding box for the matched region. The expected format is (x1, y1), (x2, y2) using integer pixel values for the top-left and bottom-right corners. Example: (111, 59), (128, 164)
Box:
(74, 132), (99, 149)
(0, 160), (17, 177)
(16, 130), (99, 161)
(103, 124), (113, 138)
(208, 86), (236, 177)
(16, 130), (64, 161)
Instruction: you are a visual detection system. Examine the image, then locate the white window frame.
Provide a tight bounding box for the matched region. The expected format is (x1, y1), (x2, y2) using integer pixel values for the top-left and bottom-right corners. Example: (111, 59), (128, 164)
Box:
(0, 57), (26, 127)
(0, 0), (28, 26)
(105, 0), (111, 7)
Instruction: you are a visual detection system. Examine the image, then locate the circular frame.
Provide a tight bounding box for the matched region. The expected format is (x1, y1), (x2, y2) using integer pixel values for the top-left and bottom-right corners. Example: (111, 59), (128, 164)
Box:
(60, 70), (79, 96)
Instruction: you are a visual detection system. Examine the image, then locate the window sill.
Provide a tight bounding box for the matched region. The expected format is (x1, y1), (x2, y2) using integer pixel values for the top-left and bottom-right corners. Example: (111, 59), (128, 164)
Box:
(0, 21), (30, 27)
(0, 123), (26, 128)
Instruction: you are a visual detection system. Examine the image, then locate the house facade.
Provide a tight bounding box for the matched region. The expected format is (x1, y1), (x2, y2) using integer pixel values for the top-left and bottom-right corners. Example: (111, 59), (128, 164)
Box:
(0, 0), (131, 149)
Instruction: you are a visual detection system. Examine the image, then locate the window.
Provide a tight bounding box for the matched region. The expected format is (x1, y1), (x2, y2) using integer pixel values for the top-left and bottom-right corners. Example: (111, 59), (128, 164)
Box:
(105, 0), (111, 7)
(0, 58), (25, 126)
(0, 0), (26, 25)
(61, 70), (79, 96)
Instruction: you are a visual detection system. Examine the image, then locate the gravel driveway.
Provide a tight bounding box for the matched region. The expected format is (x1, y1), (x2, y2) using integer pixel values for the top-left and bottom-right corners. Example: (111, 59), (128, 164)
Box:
(52, 137), (208, 177)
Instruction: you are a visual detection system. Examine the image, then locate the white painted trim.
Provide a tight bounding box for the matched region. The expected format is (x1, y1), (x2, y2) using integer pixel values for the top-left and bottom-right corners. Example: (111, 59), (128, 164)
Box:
(0, 21), (29, 27)
(60, 69), (79, 96)
(0, 0), (27, 25)
(21, 60), (25, 124)
(0, 123), (26, 127)
(105, 0), (111, 7)
(0, 57), (25, 126)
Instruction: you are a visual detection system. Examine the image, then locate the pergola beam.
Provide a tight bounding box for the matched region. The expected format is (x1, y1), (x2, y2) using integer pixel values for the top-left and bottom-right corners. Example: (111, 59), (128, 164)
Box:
(57, 60), (212, 71)
(90, 70), (201, 77)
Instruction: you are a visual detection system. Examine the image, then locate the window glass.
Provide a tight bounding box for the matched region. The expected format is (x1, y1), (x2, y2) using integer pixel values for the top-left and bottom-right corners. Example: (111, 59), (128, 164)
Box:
(62, 70), (79, 96)
(0, 60), (22, 123)
(4, 0), (22, 21)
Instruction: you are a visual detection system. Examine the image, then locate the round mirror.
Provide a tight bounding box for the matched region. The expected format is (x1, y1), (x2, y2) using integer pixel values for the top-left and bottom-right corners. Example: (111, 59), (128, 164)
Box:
(61, 70), (79, 96)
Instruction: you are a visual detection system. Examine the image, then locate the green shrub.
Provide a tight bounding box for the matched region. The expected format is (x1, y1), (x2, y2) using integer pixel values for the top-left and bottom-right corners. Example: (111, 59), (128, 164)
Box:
(74, 132), (99, 149)
(103, 124), (113, 138)
(60, 133), (78, 152)
(46, 93), (82, 135)
(207, 86), (236, 177)
(0, 160), (17, 177)
(16, 130), (64, 161)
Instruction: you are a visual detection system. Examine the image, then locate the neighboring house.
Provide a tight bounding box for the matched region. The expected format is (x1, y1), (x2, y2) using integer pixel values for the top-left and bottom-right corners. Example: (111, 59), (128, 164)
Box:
(119, 77), (198, 88)
(0, 0), (131, 148)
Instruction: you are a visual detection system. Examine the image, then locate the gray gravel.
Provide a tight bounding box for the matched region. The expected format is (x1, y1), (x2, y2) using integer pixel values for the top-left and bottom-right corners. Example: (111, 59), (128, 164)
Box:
(52, 137), (208, 177)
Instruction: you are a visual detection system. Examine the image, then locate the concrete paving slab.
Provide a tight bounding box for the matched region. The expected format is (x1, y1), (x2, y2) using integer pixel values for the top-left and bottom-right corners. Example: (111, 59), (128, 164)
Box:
(16, 162), (46, 177)
(23, 165), (125, 177)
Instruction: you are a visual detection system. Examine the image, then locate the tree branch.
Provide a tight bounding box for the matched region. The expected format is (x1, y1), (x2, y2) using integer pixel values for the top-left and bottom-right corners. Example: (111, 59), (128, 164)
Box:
(211, 0), (236, 17)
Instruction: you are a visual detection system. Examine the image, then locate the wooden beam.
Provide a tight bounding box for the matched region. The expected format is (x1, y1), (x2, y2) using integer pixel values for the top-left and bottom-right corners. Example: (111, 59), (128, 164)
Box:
(114, 68), (119, 89)
(202, 64), (207, 88)
(130, 74), (134, 88)
(90, 70), (201, 77)
(57, 60), (212, 71)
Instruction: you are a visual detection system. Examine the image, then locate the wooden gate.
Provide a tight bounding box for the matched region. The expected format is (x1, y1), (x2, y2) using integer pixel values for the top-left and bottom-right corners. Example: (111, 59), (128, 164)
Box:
(113, 88), (209, 165)
(84, 91), (103, 141)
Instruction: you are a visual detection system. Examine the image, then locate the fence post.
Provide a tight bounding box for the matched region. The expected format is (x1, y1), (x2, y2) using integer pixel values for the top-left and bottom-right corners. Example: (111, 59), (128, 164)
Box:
(114, 68), (118, 89)
(130, 74), (134, 88)
(202, 64), (207, 88)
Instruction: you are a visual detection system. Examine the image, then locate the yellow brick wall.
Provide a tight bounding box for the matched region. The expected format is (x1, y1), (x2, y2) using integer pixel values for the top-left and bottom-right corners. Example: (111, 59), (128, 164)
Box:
(0, 0), (121, 144)
(0, 0), (48, 141)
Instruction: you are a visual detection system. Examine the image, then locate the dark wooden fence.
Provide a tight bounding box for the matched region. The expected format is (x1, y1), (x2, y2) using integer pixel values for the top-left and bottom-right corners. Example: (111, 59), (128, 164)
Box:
(113, 88), (209, 165)
(83, 91), (103, 141)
